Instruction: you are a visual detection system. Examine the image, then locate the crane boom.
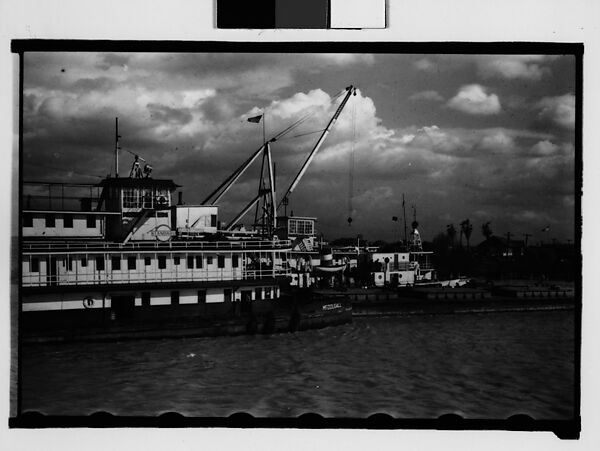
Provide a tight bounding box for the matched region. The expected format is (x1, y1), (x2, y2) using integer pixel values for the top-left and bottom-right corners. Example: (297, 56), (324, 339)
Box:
(278, 85), (356, 208)
(201, 143), (266, 206)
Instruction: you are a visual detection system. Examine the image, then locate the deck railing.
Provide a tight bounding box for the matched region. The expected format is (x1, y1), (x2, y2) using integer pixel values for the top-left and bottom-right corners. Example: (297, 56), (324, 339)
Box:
(22, 266), (292, 288)
(23, 239), (292, 253)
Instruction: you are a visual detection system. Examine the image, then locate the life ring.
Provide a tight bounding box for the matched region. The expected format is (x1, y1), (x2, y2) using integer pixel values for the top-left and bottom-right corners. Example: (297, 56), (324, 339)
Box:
(156, 196), (167, 207)
(83, 297), (95, 308)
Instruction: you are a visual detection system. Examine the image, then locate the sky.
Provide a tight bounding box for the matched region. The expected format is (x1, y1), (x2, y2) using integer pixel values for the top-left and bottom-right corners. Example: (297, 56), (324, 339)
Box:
(22, 52), (576, 244)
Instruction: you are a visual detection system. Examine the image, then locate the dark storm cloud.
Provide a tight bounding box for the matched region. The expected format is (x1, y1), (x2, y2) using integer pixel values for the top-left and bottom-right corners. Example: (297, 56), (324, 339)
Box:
(22, 52), (577, 241)
(147, 103), (193, 125)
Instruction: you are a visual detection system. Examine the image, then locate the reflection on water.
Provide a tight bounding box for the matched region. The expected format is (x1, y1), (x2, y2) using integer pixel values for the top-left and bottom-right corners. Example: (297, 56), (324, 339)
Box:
(21, 311), (575, 419)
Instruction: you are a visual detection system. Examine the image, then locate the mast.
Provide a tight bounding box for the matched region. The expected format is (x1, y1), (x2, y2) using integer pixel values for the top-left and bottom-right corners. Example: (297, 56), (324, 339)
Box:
(115, 117), (120, 177)
(402, 193), (407, 248)
(278, 85), (356, 208)
(266, 141), (276, 233)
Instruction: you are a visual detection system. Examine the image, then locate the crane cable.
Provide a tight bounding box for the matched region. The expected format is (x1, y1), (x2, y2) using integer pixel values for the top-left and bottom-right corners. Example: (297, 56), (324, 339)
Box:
(347, 100), (357, 226)
(270, 89), (346, 142)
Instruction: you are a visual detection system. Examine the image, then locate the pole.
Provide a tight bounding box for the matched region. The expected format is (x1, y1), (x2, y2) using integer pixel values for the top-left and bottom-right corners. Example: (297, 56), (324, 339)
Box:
(115, 117), (119, 177)
(402, 193), (407, 249)
(266, 142), (276, 235)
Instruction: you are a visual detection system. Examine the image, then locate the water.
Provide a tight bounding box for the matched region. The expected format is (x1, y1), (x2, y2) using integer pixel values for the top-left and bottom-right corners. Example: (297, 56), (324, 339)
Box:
(20, 311), (575, 419)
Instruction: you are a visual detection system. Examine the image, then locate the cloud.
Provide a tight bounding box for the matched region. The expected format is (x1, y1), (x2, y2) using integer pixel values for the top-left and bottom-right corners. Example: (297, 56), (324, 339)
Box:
(530, 140), (559, 156)
(477, 131), (515, 153)
(21, 52), (576, 242)
(413, 58), (436, 73)
(408, 90), (444, 102)
(447, 84), (501, 115)
(536, 94), (575, 130)
(477, 55), (554, 80)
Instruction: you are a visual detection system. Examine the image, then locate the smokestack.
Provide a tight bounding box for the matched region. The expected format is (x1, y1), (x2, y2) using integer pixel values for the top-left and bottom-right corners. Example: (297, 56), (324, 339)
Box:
(178, 191), (183, 205)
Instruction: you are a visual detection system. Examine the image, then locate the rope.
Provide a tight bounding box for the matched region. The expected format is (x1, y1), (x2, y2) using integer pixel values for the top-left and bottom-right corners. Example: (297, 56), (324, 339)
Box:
(348, 101), (356, 225)
(276, 128), (326, 141)
(270, 89), (347, 142)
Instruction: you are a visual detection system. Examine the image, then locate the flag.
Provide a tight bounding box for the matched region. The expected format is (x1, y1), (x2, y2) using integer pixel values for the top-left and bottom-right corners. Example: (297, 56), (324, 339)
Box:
(247, 114), (263, 123)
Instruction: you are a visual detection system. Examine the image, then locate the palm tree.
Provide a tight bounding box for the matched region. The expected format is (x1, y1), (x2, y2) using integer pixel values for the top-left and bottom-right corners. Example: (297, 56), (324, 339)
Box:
(482, 222), (492, 241)
(446, 224), (456, 248)
(460, 219), (473, 249)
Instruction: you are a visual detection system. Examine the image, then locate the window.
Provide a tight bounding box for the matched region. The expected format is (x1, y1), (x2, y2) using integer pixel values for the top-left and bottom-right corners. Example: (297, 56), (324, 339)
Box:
(207, 256), (213, 265)
(96, 256), (105, 271)
(86, 215), (96, 228)
(142, 189), (153, 209)
(81, 256), (88, 267)
(145, 256), (151, 266)
(142, 292), (151, 307)
(288, 218), (314, 236)
(210, 214), (217, 227)
(23, 214), (33, 227)
(127, 256), (136, 270)
(255, 287), (262, 301)
(265, 287), (272, 299)
(63, 215), (73, 228)
(156, 189), (170, 207)
(31, 258), (39, 273)
(195, 256), (203, 268)
(158, 256), (166, 269)
(171, 291), (179, 305)
(224, 289), (232, 303)
(112, 256), (121, 270)
(218, 255), (225, 268)
(197, 290), (206, 304)
(123, 188), (141, 208)
(232, 255), (239, 268)
(173, 256), (180, 266)
(187, 256), (194, 269)
(45, 214), (55, 227)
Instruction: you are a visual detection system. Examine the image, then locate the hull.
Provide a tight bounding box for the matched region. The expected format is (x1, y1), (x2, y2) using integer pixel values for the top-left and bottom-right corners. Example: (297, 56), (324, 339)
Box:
(21, 287), (353, 343)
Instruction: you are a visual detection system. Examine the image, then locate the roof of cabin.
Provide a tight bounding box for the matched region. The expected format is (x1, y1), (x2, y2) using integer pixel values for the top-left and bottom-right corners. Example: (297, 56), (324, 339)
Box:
(97, 177), (180, 189)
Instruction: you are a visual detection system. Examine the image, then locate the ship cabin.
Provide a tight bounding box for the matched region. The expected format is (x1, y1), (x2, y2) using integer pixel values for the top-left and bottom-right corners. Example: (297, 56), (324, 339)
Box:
(276, 215), (319, 287)
(21, 174), (292, 322)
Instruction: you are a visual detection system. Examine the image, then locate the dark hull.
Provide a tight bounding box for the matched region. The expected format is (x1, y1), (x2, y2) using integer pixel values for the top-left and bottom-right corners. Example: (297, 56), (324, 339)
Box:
(313, 287), (575, 317)
(21, 296), (353, 344)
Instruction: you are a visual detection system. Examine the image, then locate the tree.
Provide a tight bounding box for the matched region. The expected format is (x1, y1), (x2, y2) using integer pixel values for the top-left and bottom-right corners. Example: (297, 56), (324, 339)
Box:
(446, 224), (457, 248)
(482, 222), (493, 241)
(460, 219), (473, 249)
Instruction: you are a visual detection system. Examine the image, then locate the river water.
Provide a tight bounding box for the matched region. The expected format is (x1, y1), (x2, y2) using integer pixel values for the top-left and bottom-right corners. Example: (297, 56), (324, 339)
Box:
(20, 310), (575, 419)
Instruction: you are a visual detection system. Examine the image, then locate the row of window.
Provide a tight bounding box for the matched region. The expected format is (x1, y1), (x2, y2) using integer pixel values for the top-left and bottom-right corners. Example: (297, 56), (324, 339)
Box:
(29, 254), (238, 272)
(288, 218), (314, 236)
(23, 213), (96, 229)
(139, 287), (274, 306)
(123, 188), (171, 209)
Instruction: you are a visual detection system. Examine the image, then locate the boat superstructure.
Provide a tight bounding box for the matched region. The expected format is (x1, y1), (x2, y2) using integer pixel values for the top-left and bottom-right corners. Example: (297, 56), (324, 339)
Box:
(21, 170), (292, 337)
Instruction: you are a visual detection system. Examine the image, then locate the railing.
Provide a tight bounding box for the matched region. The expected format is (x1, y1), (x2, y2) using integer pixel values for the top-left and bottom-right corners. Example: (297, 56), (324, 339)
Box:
(22, 267), (292, 288)
(23, 239), (292, 253)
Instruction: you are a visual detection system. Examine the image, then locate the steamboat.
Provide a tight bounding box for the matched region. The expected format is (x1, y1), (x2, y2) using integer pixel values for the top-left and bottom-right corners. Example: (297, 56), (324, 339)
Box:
(19, 86), (364, 343)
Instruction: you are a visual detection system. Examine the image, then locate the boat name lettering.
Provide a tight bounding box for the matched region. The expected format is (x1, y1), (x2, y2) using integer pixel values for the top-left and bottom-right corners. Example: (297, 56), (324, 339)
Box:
(151, 224), (175, 242)
(322, 303), (342, 311)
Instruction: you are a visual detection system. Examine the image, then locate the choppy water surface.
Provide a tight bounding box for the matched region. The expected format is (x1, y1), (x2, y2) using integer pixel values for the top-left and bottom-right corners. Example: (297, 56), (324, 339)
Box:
(21, 311), (575, 419)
